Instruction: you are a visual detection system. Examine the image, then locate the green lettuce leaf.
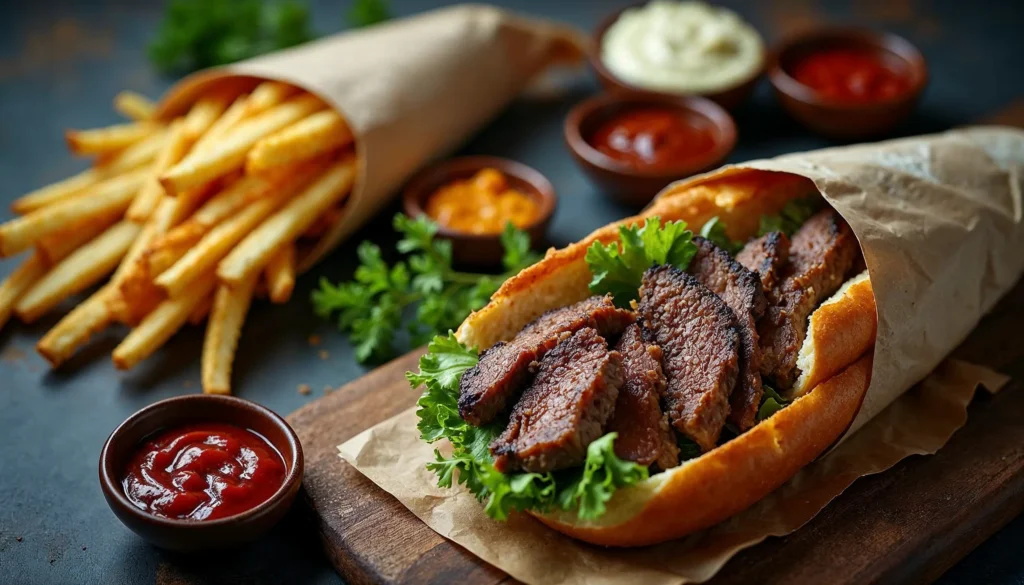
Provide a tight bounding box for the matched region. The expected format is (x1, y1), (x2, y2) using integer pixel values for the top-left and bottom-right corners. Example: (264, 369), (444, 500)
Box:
(699, 216), (743, 254)
(585, 217), (696, 307)
(411, 334), (648, 521)
(758, 198), (821, 237)
(757, 384), (791, 422)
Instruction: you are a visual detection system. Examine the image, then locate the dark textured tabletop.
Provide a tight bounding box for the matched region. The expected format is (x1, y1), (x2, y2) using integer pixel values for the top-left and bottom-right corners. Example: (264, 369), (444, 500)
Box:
(2, 1), (1023, 584)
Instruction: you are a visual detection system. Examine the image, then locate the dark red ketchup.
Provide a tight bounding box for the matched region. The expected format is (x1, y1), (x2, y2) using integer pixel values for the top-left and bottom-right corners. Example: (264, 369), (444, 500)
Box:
(789, 48), (912, 102)
(122, 423), (286, 521)
(589, 107), (717, 170)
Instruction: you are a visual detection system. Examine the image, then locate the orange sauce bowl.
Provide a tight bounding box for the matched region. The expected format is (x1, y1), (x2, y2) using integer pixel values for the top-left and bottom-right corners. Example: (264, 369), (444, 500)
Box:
(402, 156), (557, 268)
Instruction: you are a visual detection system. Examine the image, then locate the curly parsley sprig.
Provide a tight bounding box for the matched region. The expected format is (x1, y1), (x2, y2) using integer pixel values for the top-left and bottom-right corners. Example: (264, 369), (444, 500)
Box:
(312, 214), (539, 363)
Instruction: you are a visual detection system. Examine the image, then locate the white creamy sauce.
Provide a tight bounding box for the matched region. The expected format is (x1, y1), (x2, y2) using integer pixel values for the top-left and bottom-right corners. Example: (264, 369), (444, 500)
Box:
(601, 1), (764, 94)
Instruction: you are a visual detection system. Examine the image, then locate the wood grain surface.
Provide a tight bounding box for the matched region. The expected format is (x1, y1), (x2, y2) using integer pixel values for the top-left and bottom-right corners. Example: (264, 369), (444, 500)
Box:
(286, 107), (1024, 585)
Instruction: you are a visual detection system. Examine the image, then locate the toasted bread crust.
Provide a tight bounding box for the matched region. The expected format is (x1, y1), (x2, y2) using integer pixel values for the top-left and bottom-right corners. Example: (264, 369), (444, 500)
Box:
(454, 169), (876, 546)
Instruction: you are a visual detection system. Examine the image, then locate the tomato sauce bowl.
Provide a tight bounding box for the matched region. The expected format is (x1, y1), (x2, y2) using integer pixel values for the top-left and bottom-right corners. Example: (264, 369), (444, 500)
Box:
(768, 27), (928, 139)
(565, 93), (736, 207)
(99, 395), (304, 552)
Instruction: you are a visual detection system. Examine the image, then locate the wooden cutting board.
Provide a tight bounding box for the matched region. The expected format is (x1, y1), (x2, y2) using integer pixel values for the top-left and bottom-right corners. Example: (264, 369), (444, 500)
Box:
(286, 106), (1024, 585)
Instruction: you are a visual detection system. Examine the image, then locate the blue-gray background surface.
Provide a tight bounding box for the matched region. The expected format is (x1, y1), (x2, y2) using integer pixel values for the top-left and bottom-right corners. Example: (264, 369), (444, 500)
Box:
(1, 1), (1022, 583)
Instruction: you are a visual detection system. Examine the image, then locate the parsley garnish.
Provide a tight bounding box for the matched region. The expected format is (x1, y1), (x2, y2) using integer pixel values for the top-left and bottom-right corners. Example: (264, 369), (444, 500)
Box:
(411, 334), (649, 521)
(584, 217), (697, 307)
(313, 215), (538, 363)
(347, 0), (392, 28)
(758, 198), (821, 237)
(148, 0), (315, 75)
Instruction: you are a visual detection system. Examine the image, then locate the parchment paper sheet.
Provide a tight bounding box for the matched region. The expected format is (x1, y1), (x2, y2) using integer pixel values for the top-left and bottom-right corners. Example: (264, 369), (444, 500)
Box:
(157, 4), (584, 268)
(340, 127), (1024, 584)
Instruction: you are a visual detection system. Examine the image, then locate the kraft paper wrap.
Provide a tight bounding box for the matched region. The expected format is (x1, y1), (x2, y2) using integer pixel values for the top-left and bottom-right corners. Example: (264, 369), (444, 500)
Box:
(155, 4), (584, 269)
(339, 127), (1023, 584)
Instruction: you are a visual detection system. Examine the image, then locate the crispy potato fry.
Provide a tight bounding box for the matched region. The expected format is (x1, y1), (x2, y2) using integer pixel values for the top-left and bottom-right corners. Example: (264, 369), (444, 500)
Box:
(15, 221), (140, 323)
(246, 110), (353, 174)
(244, 81), (296, 116)
(66, 121), (158, 155)
(0, 168), (146, 257)
(202, 275), (258, 394)
(190, 96), (249, 154)
(188, 291), (214, 326)
(183, 95), (230, 141)
(114, 91), (156, 121)
(160, 94), (324, 194)
(155, 180), (301, 298)
(0, 253), (49, 330)
(218, 157), (357, 285)
(265, 243), (296, 303)
(126, 119), (192, 222)
(112, 272), (217, 370)
(36, 285), (116, 367)
(10, 169), (100, 216)
(35, 217), (117, 265)
(102, 127), (169, 174)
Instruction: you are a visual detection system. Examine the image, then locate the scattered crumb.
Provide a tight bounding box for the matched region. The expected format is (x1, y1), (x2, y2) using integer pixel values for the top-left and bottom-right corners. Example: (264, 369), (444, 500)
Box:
(15, 536), (22, 542)
(297, 384), (311, 395)
(323, 385), (334, 394)
(183, 380), (195, 389)
(308, 335), (321, 347)
(81, 545), (87, 551)
(318, 350), (329, 361)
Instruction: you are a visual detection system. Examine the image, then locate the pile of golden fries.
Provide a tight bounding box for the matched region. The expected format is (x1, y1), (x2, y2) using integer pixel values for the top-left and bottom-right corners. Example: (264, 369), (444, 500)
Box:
(0, 81), (357, 394)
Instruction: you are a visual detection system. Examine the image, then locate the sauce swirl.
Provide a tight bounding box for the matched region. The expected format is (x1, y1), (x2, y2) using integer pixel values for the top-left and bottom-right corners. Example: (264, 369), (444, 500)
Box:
(789, 48), (911, 103)
(589, 108), (717, 170)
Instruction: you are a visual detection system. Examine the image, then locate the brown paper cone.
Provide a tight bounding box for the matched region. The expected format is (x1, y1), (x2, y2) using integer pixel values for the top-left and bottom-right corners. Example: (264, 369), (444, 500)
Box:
(156, 4), (584, 269)
(340, 127), (1023, 584)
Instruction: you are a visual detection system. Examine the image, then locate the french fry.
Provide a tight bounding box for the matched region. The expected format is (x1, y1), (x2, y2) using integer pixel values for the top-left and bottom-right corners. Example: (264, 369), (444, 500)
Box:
(15, 221), (140, 323)
(244, 81), (297, 116)
(183, 95), (230, 142)
(190, 96), (249, 154)
(189, 291), (214, 326)
(36, 285), (116, 367)
(155, 182), (300, 298)
(218, 157), (357, 285)
(246, 110), (353, 174)
(65, 121), (158, 155)
(265, 243), (296, 303)
(35, 217), (116, 265)
(160, 94), (325, 194)
(114, 91), (156, 121)
(126, 119), (192, 222)
(202, 275), (258, 394)
(0, 253), (49, 330)
(12, 128), (166, 216)
(0, 168), (147, 257)
(112, 272), (217, 370)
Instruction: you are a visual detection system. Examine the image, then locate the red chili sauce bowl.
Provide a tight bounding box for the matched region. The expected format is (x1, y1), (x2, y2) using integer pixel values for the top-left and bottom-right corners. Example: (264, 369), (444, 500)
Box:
(99, 395), (303, 552)
(565, 93), (736, 207)
(769, 28), (927, 139)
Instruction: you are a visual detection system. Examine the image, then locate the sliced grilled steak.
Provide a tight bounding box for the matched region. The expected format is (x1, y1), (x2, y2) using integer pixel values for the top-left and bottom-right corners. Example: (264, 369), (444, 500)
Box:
(606, 324), (679, 470)
(458, 295), (633, 426)
(490, 328), (622, 473)
(638, 265), (739, 451)
(689, 237), (767, 431)
(758, 210), (860, 389)
(737, 231), (791, 295)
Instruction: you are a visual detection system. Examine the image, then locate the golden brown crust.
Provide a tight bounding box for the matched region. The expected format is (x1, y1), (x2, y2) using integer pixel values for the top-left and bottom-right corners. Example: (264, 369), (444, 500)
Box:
(453, 169), (874, 546)
(533, 352), (872, 546)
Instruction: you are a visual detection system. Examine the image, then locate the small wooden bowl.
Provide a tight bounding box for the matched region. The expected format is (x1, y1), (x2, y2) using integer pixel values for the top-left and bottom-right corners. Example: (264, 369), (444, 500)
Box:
(402, 156), (556, 268)
(564, 93), (736, 207)
(99, 395), (304, 552)
(768, 28), (928, 139)
(589, 2), (764, 111)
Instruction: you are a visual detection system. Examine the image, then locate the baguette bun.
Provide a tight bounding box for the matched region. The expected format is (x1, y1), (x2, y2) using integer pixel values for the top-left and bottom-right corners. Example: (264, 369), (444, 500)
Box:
(455, 169), (878, 546)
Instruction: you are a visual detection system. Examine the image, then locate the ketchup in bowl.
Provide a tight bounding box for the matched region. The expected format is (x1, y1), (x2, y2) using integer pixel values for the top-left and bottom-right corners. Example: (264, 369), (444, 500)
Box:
(788, 48), (912, 103)
(588, 107), (717, 171)
(122, 423), (286, 521)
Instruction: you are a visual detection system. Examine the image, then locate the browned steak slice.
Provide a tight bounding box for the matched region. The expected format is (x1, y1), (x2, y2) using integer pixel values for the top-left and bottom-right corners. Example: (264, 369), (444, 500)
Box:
(758, 210), (860, 389)
(638, 265), (739, 452)
(736, 231), (791, 295)
(606, 324), (679, 470)
(458, 295), (633, 426)
(490, 328), (622, 473)
(689, 237), (767, 431)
